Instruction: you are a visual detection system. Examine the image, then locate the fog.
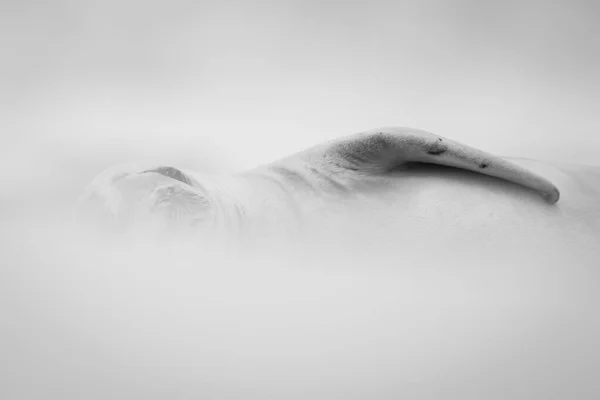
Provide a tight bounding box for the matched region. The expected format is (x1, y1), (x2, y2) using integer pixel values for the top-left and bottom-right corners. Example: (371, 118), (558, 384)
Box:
(1, 0), (600, 398)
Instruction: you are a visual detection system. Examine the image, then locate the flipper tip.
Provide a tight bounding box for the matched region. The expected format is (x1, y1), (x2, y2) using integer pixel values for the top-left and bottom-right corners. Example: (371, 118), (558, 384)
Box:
(546, 187), (560, 204)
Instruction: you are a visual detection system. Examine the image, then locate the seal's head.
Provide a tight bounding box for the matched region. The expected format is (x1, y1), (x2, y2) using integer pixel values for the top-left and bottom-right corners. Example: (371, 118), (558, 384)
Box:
(135, 181), (216, 238)
(73, 164), (219, 242)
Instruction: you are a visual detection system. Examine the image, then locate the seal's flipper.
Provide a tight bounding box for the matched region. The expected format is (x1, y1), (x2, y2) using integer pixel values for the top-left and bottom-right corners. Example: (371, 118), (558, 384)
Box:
(325, 127), (560, 204)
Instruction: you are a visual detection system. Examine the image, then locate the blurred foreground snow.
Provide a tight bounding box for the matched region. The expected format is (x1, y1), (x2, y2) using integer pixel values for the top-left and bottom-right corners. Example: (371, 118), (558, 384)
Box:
(1, 142), (599, 399)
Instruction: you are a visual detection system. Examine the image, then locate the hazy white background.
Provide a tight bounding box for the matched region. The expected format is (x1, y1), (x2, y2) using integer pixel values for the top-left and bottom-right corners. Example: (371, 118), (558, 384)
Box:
(1, 0), (599, 398)
(2, 0), (599, 195)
